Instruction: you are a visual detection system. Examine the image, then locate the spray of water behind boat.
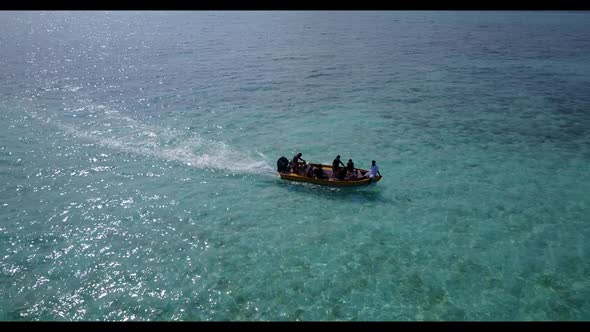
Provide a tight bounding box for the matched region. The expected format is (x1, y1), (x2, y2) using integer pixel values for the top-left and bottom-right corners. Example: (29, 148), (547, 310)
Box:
(26, 105), (277, 177)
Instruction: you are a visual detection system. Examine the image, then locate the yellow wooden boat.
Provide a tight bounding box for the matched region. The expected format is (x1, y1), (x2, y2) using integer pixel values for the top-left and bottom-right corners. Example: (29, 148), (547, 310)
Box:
(278, 162), (382, 187)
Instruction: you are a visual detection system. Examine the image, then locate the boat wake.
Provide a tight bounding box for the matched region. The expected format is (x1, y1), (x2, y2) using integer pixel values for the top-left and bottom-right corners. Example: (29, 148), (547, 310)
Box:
(27, 106), (276, 176)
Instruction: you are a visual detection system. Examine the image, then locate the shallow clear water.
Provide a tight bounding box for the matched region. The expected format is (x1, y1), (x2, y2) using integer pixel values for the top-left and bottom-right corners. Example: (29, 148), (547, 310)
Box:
(1, 11), (589, 321)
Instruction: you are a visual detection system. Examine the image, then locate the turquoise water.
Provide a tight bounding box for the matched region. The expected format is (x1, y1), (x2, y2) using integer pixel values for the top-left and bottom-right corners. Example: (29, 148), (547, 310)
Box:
(1, 11), (590, 321)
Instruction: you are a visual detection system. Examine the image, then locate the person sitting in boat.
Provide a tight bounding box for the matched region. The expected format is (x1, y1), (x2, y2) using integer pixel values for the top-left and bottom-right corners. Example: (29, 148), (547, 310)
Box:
(332, 155), (345, 178)
(300, 163), (307, 175)
(306, 165), (315, 178)
(336, 167), (347, 180)
(364, 160), (381, 184)
(346, 159), (358, 180)
(346, 159), (355, 172)
(314, 166), (328, 179)
(291, 152), (306, 174)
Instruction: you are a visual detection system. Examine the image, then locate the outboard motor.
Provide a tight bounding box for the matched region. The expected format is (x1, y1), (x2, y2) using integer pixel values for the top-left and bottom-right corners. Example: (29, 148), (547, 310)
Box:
(277, 156), (290, 173)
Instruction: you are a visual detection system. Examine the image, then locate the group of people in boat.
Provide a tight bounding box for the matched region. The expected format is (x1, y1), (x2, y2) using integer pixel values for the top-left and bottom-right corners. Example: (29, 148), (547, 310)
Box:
(286, 152), (381, 182)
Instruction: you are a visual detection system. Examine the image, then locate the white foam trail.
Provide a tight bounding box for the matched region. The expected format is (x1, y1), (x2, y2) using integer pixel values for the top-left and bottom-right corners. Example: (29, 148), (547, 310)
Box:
(28, 108), (276, 176)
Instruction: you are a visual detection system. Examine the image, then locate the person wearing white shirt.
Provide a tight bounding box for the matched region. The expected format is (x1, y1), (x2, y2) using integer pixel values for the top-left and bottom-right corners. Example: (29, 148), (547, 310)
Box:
(366, 160), (381, 184)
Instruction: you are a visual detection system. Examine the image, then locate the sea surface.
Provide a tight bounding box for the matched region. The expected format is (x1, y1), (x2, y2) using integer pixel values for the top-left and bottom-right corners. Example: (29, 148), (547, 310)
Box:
(1, 11), (589, 321)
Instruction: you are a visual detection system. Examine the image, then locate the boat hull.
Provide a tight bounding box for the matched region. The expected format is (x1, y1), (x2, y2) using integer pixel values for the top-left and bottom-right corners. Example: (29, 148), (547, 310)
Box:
(278, 163), (382, 187)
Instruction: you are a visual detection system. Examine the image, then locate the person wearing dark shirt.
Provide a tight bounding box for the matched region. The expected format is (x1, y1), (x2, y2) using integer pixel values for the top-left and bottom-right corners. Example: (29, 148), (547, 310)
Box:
(346, 159), (357, 180)
(314, 166), (327, 179)
(336, 167), (347, 180)
(291, 152), (306, 174)
(332, 155), (345, 178)
(347, 159), (354, 172)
